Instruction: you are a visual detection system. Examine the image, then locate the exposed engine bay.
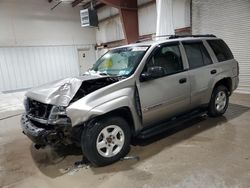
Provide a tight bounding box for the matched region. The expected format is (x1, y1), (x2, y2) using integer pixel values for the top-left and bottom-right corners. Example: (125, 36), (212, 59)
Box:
(71, 76), (121, 103)
(22, 75), (122, 148)
(25, 75), (121, 107)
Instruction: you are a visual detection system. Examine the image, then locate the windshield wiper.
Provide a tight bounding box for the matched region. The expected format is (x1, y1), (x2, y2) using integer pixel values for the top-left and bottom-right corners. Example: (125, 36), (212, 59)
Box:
(99, 72), (109, 76)
(88, 70), (117, 77)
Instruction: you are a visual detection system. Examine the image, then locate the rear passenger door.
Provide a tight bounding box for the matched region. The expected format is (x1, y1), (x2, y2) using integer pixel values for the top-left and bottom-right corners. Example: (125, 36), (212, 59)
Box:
(182, 40), (216, 108)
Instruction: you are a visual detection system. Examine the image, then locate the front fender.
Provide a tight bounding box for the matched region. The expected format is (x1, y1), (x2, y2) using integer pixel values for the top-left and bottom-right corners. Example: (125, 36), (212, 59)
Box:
(67, 96), (130, 126)
(89, 96), (142, 131)
(67, 95), (141, 128)
(89, 96), (130, 117)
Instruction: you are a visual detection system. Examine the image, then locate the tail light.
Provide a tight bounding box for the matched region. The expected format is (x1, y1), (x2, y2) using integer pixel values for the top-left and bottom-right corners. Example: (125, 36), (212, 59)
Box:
(236, 61), (239, 76)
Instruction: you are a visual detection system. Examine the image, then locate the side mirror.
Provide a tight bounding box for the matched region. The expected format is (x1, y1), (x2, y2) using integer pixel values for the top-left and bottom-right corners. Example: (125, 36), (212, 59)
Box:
(140, 66), (166, 82)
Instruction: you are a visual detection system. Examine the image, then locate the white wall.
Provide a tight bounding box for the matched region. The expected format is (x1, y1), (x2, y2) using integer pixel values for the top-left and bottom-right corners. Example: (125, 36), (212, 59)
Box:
(138, 0), (190, 36)
(0, 45), (78, 91)
(138, 3), (157, 36)
(96, 6), (125, 44)
(97, 6), (119, 21)
(0, 0), (96, 46)
(0, 0), (97, 92)
(173, 0), (191, 29)
(96, 16), (125, 44)
(192, 0), (250, 93)
(137, 0), (153, 6)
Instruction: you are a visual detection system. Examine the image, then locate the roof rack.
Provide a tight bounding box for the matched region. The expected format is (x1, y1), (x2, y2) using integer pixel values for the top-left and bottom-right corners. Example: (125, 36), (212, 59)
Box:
(135, 34), (216, 43)
(168, 34), (216, 39)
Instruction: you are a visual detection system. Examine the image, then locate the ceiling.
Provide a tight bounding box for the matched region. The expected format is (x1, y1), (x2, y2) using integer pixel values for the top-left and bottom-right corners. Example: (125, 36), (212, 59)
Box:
(49, 0), (104, 8)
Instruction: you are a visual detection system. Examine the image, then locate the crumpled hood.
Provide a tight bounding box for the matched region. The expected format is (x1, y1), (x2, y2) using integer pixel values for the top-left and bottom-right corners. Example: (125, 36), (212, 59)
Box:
(26, 75), (106, 107)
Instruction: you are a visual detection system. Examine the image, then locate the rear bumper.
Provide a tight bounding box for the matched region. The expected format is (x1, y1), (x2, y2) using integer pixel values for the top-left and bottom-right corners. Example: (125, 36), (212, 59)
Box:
(21, 114), (71, 146)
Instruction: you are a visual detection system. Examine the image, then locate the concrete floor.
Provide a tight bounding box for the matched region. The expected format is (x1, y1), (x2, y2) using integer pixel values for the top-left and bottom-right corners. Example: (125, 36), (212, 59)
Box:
(0, 93), (250, 188)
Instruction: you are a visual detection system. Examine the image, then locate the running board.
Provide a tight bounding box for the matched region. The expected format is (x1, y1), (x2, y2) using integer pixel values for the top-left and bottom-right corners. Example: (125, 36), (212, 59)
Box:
(138, 109), (207, 139)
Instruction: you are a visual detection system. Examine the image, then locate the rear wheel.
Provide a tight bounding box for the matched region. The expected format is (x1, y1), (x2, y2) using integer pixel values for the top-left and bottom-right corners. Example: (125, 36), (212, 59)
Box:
(81, 116), (131, 166)
(208, 85), (229, 117)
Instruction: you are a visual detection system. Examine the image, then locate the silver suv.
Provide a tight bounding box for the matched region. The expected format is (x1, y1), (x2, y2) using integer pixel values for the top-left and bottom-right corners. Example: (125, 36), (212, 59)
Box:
(21, 35), (239, 166)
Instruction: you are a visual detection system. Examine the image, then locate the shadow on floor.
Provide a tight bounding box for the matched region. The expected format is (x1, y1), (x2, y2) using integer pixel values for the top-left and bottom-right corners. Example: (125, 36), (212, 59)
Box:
(134, 103), (250, 146)
(30, 103), (249, 177)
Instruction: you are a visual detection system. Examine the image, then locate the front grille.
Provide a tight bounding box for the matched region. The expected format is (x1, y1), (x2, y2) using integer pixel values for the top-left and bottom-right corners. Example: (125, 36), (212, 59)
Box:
(25, 98), (52, 119)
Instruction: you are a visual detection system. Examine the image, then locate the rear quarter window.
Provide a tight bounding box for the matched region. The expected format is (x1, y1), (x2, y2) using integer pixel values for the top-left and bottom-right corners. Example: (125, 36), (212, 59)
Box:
(183, 41), (212, 69)
(207, 39), (234, 62)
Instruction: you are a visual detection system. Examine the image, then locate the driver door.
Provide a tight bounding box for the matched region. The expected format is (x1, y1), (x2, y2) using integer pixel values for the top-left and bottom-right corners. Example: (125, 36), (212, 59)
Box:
(138, 42), (191, 127)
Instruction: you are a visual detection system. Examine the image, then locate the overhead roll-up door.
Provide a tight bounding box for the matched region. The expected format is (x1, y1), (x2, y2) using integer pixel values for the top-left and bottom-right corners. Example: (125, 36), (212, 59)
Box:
(192, 0), (250, 93)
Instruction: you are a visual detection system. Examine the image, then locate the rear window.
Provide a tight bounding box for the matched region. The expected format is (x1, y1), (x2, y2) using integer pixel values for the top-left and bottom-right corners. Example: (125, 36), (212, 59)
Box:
(183, 42), (213, 69)
(207, 39), (234, 62)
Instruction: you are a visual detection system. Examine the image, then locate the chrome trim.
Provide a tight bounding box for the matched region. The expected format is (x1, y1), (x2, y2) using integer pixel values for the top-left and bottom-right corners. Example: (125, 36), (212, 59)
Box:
(142, 103), (163, 112)
(27, 115), (48, 124)
(27, 114), (70, 125)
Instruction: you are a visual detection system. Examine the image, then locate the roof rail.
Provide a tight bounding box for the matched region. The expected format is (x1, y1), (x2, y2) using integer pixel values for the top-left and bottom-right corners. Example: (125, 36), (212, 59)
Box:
(135, 34), (216, 43)
(136, 37), (152, 43)
(169, 34), (216, 39)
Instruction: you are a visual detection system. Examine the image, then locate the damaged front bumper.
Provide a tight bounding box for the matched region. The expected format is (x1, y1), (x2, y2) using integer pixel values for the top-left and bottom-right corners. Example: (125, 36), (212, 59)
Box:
(21, 114), (73, 147)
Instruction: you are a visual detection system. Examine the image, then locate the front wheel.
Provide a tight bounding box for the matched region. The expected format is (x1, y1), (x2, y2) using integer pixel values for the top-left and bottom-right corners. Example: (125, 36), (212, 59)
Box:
(81, 116), (131, 166)
(208, 85), (229, 117)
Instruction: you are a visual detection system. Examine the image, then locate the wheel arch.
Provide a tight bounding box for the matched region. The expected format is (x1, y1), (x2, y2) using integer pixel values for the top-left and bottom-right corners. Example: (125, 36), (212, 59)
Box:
(90, 107), (136, 137)
(213, 77), (232, 95)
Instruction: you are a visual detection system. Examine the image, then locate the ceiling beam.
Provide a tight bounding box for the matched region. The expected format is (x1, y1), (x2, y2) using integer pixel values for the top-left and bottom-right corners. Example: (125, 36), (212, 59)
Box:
(120, 8), (139, 44)
(72, 0), (84, 7)
(100, 0), (137, 10)
(95, 2), (106, 9)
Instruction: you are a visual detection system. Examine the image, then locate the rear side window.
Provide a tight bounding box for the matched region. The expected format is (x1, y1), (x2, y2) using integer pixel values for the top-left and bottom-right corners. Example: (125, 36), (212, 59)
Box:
(183, 42), (213, 69)
(207, 39), (234, 62)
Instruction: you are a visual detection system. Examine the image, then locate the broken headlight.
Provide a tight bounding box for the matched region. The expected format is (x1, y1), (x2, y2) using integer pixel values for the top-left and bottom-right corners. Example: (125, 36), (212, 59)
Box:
(48, 106), (67, 122)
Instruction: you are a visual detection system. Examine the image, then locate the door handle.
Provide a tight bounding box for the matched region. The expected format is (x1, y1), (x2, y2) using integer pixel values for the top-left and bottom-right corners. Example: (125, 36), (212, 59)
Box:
(179, 78), (187, 84)
(210, 69), (217, 74)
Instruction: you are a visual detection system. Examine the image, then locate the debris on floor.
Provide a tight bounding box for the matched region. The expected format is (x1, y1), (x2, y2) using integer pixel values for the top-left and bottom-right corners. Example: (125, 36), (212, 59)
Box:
(59, 159), (91, 176)
(120, 155), (140, 161)
(59, 167), (71, 174)
(74, 158), (91, 169)
(59, 155), (140, 176)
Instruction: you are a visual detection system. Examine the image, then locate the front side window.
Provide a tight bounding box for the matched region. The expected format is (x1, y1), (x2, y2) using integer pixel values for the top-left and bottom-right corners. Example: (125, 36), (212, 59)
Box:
(91, 46), (149, 76)
(183, 42), (212, 69)
(143, 44), (183, 76)
(207, 39), (234, 62)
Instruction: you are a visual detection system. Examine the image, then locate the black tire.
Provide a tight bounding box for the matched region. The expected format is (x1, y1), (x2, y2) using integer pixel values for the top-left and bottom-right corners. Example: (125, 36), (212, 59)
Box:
(81, 116), (131, 166)
(208, 85), (229, 117)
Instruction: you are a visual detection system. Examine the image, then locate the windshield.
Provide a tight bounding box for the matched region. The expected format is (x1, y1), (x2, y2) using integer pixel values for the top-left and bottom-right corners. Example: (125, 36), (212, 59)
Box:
(90, 46), (149, 76)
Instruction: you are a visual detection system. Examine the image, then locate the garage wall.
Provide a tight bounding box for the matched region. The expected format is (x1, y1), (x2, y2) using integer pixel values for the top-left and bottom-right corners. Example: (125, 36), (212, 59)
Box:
(96, 16), (125, 44)
(173, 0), (190, 29)
(192, 0), (250, 93)
(0, 0), (96, 92)
(97, 6), (119, 21)
(0, 45), (91, 91)
(96, 0), (191, 44)
(138, 3), (157, 36)
(138, 0), (190, 36)
(0, 0), (95, 46)
(96, 7), (125, 44)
